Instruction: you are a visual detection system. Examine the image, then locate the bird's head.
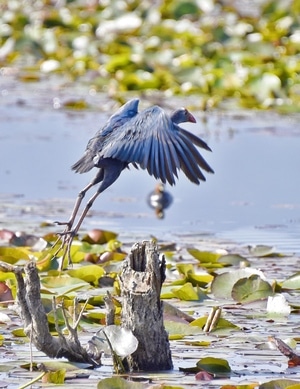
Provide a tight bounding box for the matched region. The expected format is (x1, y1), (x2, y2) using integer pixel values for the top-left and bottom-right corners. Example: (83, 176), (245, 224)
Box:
(171, 107), (196, 124)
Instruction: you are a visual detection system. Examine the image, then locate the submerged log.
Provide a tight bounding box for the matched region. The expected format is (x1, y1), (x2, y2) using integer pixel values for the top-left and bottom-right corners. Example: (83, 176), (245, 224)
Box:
(119, 241), (173, 371)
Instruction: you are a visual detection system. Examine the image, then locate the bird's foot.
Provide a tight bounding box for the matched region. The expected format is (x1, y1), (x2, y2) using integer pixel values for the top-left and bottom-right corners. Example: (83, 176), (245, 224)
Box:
(52, 226), (76, 270)
(54, 220), (71, 227)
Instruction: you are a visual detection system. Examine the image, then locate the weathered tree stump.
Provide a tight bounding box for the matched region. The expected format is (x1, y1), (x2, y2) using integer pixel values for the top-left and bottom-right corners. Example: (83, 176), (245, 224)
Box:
(119, 241), (173, 371)
(14, 261), (97, 365)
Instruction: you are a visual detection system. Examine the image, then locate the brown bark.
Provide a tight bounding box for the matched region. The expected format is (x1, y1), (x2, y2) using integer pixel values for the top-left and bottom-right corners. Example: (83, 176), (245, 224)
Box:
(119, 241), (173, 371)
(12, 261), (98, 366)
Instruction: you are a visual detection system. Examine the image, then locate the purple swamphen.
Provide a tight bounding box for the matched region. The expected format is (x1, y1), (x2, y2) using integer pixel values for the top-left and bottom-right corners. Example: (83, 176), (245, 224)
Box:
(55, 99), (214, 266)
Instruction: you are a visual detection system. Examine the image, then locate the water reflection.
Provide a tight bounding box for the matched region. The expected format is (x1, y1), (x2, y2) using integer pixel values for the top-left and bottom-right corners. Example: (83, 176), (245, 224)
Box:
(147, 183), (173, 219)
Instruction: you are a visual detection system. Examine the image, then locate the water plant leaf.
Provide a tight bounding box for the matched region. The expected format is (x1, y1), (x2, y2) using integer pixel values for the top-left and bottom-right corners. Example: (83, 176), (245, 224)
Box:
(191, 316), (239, 331)
(187, 248), (223, 263)
(231, 274), (273, 303)
(84, 310), (106, 323)
(164, 320), (203, 338)
(187, 272), (214, 287)
(12, 328), (26, 337)
(196, 357), (231, 376)
(40, 275), (90, 295)
(42, 369), (66, 384)
(176, 263), (214, 287)
(286, 384), (300, 389)
(220, 385), (257, 389)
(67, 265), (105, 286)
(248, 245), (277, 257)
(163, 301), (194, 323)
(97, 377), (145, 389)
(0, 247), (30, 264)
(259, 379), (300, 389)
(171, 283), (207, 301)
(281, 272), (300, 290)
(218, 254), (250, 267)
(211, 268), (267, 299)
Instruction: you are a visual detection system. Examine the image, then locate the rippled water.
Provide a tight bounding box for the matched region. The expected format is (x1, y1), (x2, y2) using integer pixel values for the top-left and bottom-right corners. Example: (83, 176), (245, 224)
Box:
(1, 77), (300, 253)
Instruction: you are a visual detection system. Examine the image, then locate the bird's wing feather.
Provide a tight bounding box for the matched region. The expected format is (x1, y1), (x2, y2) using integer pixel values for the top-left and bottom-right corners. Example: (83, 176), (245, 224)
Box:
(72, 99), (139, 174)
(99, 105), (213, 185)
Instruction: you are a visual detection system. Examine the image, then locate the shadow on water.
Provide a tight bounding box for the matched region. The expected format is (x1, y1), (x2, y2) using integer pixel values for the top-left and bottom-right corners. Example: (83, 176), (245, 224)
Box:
(1, 78), (299, 253)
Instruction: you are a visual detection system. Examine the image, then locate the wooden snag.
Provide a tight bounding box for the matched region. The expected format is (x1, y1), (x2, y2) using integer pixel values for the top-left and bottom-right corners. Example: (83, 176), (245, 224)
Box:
(119, 241), (173, 371)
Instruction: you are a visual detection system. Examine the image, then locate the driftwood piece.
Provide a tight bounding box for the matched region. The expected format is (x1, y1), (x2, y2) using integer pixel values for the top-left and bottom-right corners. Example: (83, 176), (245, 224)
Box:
(12, 261), (98, 366)
(119, 241), (173, 371)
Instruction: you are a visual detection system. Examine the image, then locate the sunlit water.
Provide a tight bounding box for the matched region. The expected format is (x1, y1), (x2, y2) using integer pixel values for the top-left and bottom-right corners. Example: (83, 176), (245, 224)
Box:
(1, 78), (300, 253)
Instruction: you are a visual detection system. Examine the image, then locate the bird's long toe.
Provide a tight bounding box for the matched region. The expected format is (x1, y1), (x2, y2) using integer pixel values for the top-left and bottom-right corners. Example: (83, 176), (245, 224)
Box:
(54, 220), (72, 228)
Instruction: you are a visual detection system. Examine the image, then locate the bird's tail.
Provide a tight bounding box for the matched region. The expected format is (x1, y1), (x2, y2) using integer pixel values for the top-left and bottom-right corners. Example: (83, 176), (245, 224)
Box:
(71, 154), (94, 173)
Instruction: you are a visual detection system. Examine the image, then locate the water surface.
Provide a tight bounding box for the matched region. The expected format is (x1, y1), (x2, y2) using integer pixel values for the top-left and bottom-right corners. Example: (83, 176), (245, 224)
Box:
(1, 78), (299, 253)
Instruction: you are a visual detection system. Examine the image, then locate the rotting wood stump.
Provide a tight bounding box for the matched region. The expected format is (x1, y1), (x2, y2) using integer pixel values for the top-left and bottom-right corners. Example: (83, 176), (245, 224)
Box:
(119, 241), (173, 371)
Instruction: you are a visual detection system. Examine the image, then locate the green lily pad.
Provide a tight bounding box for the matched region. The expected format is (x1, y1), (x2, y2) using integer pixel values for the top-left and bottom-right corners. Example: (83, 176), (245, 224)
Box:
(187, 248), (223, 264)
(171, 282), (207, 301)
(282, 272), (300, 290)
(211, 268), (267, 299)
(40, 275), (91, 295)
(218, 254), (250, 267)
(164, 320), (203, 337)
(0, 247), (30, 264)
(196, 357), (231, 376)
(232, 274), (273, 303)
(259, 379), (300, 389)
(176, 263), (214, 287)
(97, 377), (145, 389)
(67, 264), (105, 286)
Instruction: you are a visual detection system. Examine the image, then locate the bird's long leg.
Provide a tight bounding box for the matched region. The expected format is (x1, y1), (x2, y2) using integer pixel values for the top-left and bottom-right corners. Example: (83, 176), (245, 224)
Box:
(60, 160), (125, 269)
(62, 189), (102, 266)
(52, 182), (95, 254)
(55, 181), (95, 230)
(70, 190), (102, 238)
(53, 169), (105, 261)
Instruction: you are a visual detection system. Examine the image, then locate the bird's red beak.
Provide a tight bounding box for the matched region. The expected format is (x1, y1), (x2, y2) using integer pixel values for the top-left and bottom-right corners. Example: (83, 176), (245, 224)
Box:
(188, 112), (196, 123)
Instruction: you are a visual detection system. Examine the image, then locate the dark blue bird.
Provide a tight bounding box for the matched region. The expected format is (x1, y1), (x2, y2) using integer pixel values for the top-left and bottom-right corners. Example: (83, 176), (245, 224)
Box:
(56, 99), (214, 264)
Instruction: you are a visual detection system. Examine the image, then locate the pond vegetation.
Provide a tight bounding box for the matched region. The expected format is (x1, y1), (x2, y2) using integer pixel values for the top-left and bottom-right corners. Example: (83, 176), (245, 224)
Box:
(1, 0), (300, 387)
(1, 227), (300, 388)
(1, 0), (300, 111)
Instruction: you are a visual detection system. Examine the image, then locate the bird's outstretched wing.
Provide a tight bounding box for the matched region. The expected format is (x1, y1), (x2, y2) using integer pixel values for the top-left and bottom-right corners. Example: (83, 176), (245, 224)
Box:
(99, 106), (214, 186)
(72, 99), (139, 173)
